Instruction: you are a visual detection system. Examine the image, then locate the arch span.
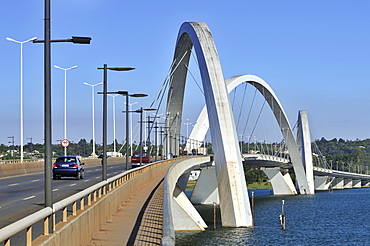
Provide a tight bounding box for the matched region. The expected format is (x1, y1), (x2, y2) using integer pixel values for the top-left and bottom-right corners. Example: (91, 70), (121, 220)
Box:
(187, 74), (313, 194)
(165, 22), (252, 227)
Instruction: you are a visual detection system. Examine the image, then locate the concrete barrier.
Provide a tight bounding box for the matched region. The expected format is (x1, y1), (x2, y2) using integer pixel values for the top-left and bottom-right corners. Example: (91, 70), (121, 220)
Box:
(0, 157), (127, 178)
(32, 160), (173, 246)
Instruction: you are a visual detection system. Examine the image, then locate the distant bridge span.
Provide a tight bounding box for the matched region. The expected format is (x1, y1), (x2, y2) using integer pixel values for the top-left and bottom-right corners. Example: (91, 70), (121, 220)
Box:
(186, 74), (314, 194)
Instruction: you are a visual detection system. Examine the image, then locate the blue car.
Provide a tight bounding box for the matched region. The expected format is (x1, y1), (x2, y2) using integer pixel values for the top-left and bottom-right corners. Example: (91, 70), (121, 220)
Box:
(52, 156), (85, 180)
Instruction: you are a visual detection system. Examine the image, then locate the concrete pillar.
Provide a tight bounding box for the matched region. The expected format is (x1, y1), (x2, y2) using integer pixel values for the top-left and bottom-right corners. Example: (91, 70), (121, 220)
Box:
(297, 110), (315, 194)
(331, 177), (344, 189)
(343, 179), (353, 189)
(352, 179), (361, 188)
(361, 180), (370, 187)
(262, 167), (297, 195)
(172, 185), (208, 230)
(191, 166), (219, 204)
(314, 176), (334, 190)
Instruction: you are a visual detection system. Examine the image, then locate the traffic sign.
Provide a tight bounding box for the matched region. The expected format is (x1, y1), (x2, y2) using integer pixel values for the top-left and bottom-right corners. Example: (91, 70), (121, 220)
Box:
(61, 139), (70, 148)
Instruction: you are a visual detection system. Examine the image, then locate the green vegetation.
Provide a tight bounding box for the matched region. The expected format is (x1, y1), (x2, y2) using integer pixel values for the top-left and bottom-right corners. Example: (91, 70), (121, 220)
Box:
(314, 137), (370, 172)
(247, 182), (272, 189)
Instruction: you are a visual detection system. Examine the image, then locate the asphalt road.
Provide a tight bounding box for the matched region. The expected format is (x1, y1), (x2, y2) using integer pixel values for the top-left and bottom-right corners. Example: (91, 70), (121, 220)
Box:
(0, 163), (127, 229)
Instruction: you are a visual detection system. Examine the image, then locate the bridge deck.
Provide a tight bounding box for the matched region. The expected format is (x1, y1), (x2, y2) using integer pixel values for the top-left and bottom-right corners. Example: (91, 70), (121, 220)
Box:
(88, 169), (165, 245)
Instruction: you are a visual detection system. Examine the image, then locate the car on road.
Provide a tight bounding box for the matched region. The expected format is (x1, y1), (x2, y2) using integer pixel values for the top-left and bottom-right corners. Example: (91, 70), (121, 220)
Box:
(52, 156), (85, 180)
(131, 151), (150, 168)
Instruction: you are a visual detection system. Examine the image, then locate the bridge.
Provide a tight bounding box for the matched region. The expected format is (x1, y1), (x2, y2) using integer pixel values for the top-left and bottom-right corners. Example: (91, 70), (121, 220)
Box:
(1, 21), (370, 245)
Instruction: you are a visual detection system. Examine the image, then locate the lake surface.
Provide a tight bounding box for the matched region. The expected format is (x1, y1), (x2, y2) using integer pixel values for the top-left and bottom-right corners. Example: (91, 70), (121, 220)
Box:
(176, 188), (370, 245)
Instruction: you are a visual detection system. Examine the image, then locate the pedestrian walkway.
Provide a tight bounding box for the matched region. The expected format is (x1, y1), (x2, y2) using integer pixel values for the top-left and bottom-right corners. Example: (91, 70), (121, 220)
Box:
(88, 168), (166, 246)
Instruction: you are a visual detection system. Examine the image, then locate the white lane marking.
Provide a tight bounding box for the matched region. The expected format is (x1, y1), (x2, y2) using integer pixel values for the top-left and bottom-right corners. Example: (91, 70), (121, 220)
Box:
(69, 184), (76, 187)
(84, 180), (90, 182)
(95, 169), (99, 171)
(8, 183), (19, 187)
(22, 196), (36, 201)
(53, 189), (59, 191)
(31, 179), (40, 182)
(95, 177), (100, 179)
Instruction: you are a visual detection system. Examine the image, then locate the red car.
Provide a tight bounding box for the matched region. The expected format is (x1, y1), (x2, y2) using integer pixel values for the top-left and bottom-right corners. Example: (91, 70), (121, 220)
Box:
(131, 151), (150, 167)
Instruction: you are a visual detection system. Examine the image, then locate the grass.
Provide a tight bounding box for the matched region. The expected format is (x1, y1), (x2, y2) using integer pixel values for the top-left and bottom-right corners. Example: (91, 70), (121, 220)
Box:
(247, 182), (272, 189)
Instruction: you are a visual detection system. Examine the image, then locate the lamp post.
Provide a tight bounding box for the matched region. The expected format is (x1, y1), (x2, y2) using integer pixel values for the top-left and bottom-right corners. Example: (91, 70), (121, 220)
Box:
(183, 119), (192, 151)
(83, 82), (102, 157)
(6, 36), (37, 163)
(54, 65), (77, 156)
(115, 91), (147, 170)
(132, 108), (156, 166)
(108, 94), (119, 156)
(7, 136), (15, 160)
(125, 101), (138, 156)
(33, 0), (91, 233)
(97, 65), (135, 182)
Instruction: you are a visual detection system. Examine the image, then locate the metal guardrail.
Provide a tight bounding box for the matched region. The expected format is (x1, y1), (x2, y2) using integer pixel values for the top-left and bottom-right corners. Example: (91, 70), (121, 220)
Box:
(0, 160), (171, 245)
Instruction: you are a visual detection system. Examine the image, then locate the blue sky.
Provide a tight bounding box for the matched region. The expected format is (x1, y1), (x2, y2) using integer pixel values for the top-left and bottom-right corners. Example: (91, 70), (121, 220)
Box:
(1, 1), (370, 146)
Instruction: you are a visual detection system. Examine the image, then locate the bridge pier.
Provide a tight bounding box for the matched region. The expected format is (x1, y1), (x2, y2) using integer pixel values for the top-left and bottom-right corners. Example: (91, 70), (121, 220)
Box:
(314, 176), (334, 190)
(261, 167), (297, 195)
(343, 179), (353, 189)
(361, 180), (370, 187)
(331, 177), (344, 189)
(353, 179), (361, 188)
(190, 166), (219, 204)
(297, 110), (315, 194)
(172, 185), (208, 230)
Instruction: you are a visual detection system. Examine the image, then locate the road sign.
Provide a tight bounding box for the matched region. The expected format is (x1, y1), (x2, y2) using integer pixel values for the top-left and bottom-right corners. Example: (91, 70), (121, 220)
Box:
(61, 139), (70, 148)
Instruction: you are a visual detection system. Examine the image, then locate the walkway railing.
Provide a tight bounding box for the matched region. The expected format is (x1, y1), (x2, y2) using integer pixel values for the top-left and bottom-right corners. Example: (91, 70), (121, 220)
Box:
(0, 159), (173, 245)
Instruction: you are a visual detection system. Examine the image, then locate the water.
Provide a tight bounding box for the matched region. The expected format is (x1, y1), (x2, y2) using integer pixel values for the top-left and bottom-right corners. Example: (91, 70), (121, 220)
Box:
(176, 188), (370, 245)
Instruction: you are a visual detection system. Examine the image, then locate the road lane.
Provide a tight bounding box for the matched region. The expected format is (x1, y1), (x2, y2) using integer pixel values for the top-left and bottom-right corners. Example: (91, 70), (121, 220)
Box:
(0, 162), (127, 229)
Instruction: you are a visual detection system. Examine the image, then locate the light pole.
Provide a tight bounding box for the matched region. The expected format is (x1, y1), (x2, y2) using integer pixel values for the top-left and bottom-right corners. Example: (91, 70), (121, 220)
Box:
(6, 36), (37, 163)
(132, 108), (156, 166)
(84, 82), (102, 157)
(125, 101), (138, 156)
(108, 94), (119, 156)
(152, 113), (162, 160)
(7, 136), (15, 159)
(97, 65), (135, 182)
(183, 119), (191, 151)
(116, 91), (147, 170)
(33, 0), (91, 233)
(54, 65), (77, 156)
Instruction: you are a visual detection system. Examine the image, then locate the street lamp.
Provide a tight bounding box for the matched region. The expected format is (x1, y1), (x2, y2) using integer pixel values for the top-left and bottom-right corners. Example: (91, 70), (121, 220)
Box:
(6, 36), (37, 163)
(115, 91), (147, 171)
(97, 65), (135, 182)
(133, 107), (156, 166)
(84, 82), (102, 157)
(54, 65), (77, 156)
(33, 0), (92, 233)
(183, 119), (192, 151)
(7, 136), (15, 160)
(108, 94), (119, 156)
(125, 101), (138, 156)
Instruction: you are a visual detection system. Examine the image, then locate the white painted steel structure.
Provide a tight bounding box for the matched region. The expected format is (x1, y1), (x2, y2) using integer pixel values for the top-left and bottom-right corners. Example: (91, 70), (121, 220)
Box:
(165, 22), (252, 227)
(185, 74), (312, 194)
(6, 36), (37, 163)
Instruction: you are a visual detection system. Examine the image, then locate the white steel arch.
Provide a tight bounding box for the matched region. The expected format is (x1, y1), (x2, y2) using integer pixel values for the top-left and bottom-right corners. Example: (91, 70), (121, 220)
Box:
(187, 74), (313, 194)
(165, 22), (252, 227)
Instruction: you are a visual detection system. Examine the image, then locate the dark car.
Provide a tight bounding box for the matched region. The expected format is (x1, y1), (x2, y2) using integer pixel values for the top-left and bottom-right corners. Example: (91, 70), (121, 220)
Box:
(131, 151), (150, 168)
(52, 156), (84, 180)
